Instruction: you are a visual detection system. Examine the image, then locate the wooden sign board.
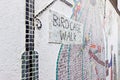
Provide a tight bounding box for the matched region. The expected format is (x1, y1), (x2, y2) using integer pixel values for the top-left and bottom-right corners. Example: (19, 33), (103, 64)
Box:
(49, 10), (83, 44)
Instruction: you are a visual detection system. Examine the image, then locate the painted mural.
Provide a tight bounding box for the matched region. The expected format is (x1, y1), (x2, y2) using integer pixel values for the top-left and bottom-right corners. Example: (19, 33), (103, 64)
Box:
(56, 0), (106, 80)
(103, 2), (118, 79)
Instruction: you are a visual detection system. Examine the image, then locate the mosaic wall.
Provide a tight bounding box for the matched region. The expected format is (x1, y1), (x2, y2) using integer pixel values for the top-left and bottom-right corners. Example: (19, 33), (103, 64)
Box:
(56, 0), (106, 80)
(21, 0), (39, 80)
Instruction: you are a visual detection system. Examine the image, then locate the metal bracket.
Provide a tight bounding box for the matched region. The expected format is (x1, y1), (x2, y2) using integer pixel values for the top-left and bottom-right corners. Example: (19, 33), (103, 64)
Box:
(60, 0), (73, 7)
(34, 0), (57, 18)
(35, 18), (42, 30)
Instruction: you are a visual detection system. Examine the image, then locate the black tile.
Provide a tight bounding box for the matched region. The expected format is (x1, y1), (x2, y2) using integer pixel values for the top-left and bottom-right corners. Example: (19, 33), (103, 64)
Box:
(30, 43), (34, 46)
(36, 64), (38, 67)
(29, 51), (33, 55)
(30, 39), (34, 42)
(29, 60), (32, 64)
(30, 73), (32, 76)
(30, 4), (33, 8)
(26, 73), (29, 77)
(26, 25), (29, 29)
(26, 15), (29, 20)
(26, 30), (29, 33)
(26, 78), (29, 80)
(26, 61), (29, 64)
(25, 43), (29, 48)
(30, 47), (34, 50)
(26, 39), (29, 42)
(26, 11), (29, 16)
(30, 0), (33, 3)
(22, 70), (26, 73)
(26, 65), (29, 68)
(30, 9), (33, 12)
(36, 75), (39, 78)
(22, 60), (25, 64)
(33, 31), (34, 34)
(26, 0), (29, 3)
(33, 0), (35, 5)
(26, 21), (29, 25)
(30, 30), (34, 34)
(26, 3), (29, 7)
(30, 18), (33, 21)
(26, 35), (29, 38)
(32, 68), (35, 71)
(29, 35), (34, 38)
(26, 69), (29, 73)
(29, 77), (32, 80)
(22, 65), (25, 68)
(26, 8), (29, 12)
(36, 56), (38, 58)
(36, 68), (38, 70)
(33, 4), (34, 8)
(30, 22), (33, 26)
(29, 68), (33, 72)
(22, 56), (25, 59)
(29, 26), (32, 29)
(26, 47), (29, 51)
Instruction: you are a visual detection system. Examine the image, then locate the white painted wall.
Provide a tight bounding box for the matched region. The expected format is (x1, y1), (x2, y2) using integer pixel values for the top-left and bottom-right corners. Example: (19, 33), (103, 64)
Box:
(0, 0), (25, 80)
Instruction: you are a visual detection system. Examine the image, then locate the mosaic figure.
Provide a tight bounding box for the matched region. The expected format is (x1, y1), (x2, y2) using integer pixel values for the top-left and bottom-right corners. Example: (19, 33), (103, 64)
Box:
(21, 0), (39, 80)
